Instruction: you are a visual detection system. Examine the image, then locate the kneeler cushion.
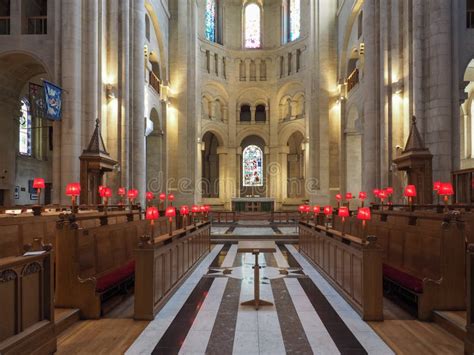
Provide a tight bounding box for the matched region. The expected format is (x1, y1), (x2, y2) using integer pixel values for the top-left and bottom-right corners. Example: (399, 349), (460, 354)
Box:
(383, 263), (423, 294)
(96, 260), (135, 292)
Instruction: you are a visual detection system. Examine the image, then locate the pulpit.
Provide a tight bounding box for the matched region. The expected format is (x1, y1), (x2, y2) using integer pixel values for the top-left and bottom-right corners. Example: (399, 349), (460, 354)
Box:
(393, 116), (433, 204)
(79, 119), (118, 205)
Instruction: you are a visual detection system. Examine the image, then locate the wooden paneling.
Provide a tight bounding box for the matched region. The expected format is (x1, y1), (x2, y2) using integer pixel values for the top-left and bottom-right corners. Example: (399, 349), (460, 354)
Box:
(299, 222), (383, 321)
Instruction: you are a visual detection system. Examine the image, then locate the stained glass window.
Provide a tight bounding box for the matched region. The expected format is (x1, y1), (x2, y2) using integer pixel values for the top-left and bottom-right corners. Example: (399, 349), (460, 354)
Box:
(205, 0), (217, 42)
(289, 0), (301, 41)
(19, 98), (32, 156)
(243, 145), (263, 186)
(244, 3), (261, 49)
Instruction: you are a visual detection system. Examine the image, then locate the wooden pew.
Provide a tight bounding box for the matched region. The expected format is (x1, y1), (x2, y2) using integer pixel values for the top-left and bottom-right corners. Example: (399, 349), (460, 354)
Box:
(134, 222), (211, 320)
(54, 212), (168, 319)
(333, 210), (466, 320)
(465, 243), (474, 354)
(0, 209), (141, 258)
(298, 221), (383, 321)
(0, 247), (56, 354)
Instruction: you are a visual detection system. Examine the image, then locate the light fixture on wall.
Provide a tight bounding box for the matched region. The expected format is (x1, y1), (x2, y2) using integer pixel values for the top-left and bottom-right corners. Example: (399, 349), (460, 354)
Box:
(106, 84), (117, 100)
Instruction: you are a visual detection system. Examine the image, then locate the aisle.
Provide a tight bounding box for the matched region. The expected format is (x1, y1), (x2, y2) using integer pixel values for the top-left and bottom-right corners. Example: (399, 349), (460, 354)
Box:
(126, 242), (393, 355)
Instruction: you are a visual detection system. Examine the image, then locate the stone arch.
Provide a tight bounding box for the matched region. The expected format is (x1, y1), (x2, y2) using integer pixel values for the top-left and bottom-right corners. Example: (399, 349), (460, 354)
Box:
(202, 131), (220, 198)
(287, 131), (305, 198)
(145, 1), (168, 81)
(339, 0), (364, 79)
(240, 134), (266, 197)
(201, 125), (226, 147)
(0, 51), (52, 206)
(146, 107), (164, 192)
(236, 128), (269, 147)
(344, 105), (362, 202)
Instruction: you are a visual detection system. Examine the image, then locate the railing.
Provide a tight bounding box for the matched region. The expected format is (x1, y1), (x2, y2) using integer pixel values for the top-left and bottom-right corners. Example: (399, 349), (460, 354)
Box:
(0, 249), (56, 354)
(0, 16), (10, 35)
(149, 70), (161, 95)
(468, 10), (474, 29)
(347, 68), (359, 93)
(27, 16), (47, 35)
(134, 222), (211, 320)
(299, 221), (383, 320)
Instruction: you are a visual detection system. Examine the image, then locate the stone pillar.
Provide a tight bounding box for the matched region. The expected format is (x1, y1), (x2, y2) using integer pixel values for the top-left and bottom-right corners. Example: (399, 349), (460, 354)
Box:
(60, 0), (82, 204)
(245, 59), (251, 82)
(217, 147), (227, 205)
(84, 0), (98, 147)
(236, 147), (242, 197)
(131, 0), (145, 200)
(279, 146), (290, 203)
(250, 106), (256, 123)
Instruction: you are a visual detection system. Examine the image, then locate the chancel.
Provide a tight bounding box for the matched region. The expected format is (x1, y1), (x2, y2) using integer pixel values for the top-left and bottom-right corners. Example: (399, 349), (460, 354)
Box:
(0, 0), (473, 354)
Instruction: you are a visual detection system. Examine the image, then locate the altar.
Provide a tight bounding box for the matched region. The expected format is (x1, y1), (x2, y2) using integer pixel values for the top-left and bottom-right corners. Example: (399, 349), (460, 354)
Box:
(231, 197), (275, 212)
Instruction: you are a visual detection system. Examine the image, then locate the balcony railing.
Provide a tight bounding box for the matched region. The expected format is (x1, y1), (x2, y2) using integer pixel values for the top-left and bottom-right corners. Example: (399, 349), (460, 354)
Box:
(0, 16), (10, 35)
(468, 10), (474, 29)
(27, 16), (47, 34)
(149, 71), (161, 95)
(347, 68), (359, 93)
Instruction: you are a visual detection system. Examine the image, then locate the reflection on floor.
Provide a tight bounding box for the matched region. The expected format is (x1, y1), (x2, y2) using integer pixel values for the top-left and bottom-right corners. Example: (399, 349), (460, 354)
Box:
(56, 241), (464, 355)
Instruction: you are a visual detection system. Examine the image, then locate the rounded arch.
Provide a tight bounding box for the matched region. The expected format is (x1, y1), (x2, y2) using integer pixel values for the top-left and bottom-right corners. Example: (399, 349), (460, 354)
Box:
(278, 121), (305, 144)
(286, 131), (305, 198)
(339, 0), (364, 79)
(345, 104), (362, 133)
(201, 124), (226, 146)
(201, 131), (220, 198)
(242, 1), (263, 49)
(146, 107), (164, 191)
(236, 128), (269, 147)
(145, 1), (168, 82)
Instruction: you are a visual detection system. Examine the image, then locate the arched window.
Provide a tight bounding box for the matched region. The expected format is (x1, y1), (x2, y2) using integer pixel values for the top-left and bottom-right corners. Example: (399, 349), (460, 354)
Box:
(288, 0), (300, 41)
(244, 3), (261, 49)
(205, 0), (217, 42)
(243, 145), (263, 186)
(19, 98), (32, 156)
(255, 104), (266, 122)
(240, 104), (251, 122)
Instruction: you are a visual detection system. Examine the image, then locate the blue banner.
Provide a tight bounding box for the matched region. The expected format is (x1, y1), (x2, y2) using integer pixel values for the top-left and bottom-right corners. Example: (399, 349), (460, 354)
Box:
(43, 80), (63, 121)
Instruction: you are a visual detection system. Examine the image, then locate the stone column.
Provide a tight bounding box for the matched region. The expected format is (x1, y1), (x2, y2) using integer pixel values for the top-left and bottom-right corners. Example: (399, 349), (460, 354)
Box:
(245, 59), (251, 82)
(250, 106), (256, 123)
(131, 0), (145, 200)
(279, 146), (290, 201)
(60, 0), (82, 204)
(236, 147), (242, 197)
(84, 0), (98, 146)
(217, 147), (227, 205)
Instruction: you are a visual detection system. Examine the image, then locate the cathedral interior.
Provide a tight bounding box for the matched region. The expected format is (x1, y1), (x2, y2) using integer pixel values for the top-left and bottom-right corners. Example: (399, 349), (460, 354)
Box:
(1, 0), (474, 354)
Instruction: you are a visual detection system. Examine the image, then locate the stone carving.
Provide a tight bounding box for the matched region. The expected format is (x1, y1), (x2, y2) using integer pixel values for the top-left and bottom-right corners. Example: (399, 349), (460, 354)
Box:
(0, 269), (17, 283)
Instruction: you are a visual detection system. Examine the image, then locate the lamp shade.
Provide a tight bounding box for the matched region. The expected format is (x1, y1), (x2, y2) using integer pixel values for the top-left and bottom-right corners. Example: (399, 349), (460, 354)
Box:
(345, 192), (353, 200)
(299, 205), (306, 213)
(313, 205), (320, 214)
(159, 193), (166, 201)
(146, 191), (154, 201)
(385, 187), (394, 195)
(33, 178), (45, 189)
(373, 189), (380, 197)
(323, 206), (333, 215)
(404, 185), (417, 197)
(165, 206), (176, 218)
(98, 185), (105, 194)
(180, 205), (189, 215)
(357, 207), (371, 221)
(146, 207), (159, 220)
(66, 183), (81, 197)
(118, 187), (126, 196)
(438, 182), (454, 196)
(338, 206), (349, 217)
(168, 194), (175, 202)
(200, 205), (206, 213)
(100, 187), (112, 198)
(359, 191), (367, 200)
(128, 189), (138, 199)
(433, 181), (441, 192)
(335, 194), (342, 201)
(191, 205), (200, 213)
(378, 190), (388, 200)
(204, 205), (211, 213)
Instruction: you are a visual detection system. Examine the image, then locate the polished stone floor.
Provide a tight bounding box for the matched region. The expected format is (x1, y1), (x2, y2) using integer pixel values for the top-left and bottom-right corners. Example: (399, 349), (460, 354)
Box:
(126, 241), (393, 355)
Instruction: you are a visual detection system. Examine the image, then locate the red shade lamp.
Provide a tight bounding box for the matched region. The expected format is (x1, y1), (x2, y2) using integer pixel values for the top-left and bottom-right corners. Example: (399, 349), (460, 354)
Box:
(338, 206), (349, 235)
(180, 205), (189, 230)
(146, 191), (154, 201)
(33, 178), (45, 204)
(359, 191), (367, 207)
(146, 206), (159, 237)
(323, 205), (333, 230)
(404, 185), (416, 208)
(66, 182), (81, 212)
(191, 205), (200, 226)
(345, 192), (353, 201)
(438, 182), (454, 206)
(168, 193), (175, 206)
(336, 193), (342, 207)
(165, 206), (176, 236)
(357, 207), (371, 241)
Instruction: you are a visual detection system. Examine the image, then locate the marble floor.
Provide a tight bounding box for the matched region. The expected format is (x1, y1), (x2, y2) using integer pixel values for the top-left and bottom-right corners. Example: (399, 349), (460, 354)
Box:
(126, 243), (393, 355)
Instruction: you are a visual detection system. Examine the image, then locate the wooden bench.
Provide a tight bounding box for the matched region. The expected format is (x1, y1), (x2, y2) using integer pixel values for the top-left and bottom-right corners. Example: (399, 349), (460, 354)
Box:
(0, 247), (56, 354)
(299, 221), (383, 321)
(134, 221), (211, 320)
(333, 210), (466, 320)
(54, 213), (169, 319)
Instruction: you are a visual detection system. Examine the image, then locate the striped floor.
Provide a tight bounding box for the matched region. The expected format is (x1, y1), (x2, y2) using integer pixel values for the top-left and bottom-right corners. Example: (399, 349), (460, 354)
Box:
(126, 244), (393, 355)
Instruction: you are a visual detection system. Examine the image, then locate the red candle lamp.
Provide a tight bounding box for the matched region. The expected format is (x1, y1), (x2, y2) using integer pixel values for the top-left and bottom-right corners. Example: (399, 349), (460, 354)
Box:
(338, 206), (349, 235)
(146, 206), (159, 237)
(323, 205), (333, 230)
(66, 182), (81, 212)
(191, 204), (200, 226)
(357, 207), (371, 241)
(385, 187), (393, 204)
(438, 182), (454, 207)
(168, 193), (175, 206)
(127, 189), (138, 208)
(33, 178), (45, 204)
(165, 206), (176, 236)
(404, 185), (417, 208)
(180, 205), (189, 230)
(335, 193), (342, 207)
(345, 192), (353, 201)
